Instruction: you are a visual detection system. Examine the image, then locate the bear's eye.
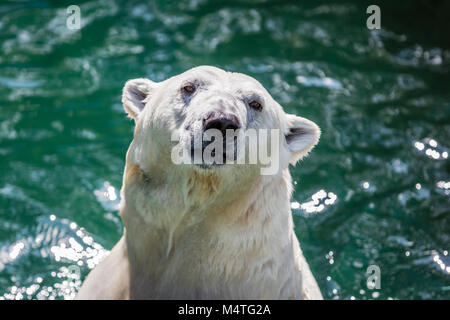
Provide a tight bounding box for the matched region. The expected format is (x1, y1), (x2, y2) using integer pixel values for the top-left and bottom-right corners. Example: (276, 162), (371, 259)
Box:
(183, 85), (196, 94)
(249, 101), (262, 111)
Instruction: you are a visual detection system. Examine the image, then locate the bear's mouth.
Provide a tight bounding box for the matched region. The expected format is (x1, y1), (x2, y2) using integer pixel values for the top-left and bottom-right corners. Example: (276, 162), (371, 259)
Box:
(195, 162), (224, 170)
(189, 134), (238, 167)
(191, 150), (234, 168)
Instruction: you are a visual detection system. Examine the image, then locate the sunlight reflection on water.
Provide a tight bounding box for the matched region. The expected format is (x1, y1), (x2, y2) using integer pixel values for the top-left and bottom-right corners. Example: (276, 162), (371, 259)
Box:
(414, 138), (449, 160)
(292, 189), (338, 216)
(94, 181), (121, 211)
(0, 215), (109, 300)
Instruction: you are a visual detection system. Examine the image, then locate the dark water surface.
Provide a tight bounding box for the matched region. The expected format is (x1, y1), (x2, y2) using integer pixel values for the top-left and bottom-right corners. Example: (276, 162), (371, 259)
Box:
(0, 0), (449, 299)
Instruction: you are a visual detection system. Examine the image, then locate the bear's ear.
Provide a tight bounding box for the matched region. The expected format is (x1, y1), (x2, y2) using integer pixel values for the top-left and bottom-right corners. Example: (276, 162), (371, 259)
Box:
(122, 78), (156, 120)
(285, 114), (320, 164)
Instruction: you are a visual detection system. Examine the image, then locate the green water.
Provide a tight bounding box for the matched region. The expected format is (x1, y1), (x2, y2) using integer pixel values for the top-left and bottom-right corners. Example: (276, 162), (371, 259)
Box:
(1, 0), (449, 300)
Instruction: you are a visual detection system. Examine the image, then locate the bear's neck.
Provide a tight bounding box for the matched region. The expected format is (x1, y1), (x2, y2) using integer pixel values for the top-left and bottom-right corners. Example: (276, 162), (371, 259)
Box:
(120, 163), (296, 296)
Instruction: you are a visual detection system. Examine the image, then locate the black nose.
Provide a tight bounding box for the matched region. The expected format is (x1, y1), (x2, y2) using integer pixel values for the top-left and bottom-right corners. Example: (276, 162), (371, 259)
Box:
(204, 116), (239, 135)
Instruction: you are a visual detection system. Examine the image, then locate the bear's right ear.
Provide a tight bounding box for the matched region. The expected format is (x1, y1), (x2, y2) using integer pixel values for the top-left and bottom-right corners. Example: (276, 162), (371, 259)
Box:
(122, 78), (156, 120)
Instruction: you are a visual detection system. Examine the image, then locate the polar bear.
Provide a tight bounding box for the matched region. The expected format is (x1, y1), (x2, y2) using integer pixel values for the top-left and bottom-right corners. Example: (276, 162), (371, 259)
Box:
(76, 66), (322, 300)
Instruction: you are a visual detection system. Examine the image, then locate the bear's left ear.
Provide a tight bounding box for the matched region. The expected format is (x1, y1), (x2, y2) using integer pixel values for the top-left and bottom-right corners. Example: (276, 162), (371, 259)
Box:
(285, 114), (321, 164)
(122, 78), (156, 120)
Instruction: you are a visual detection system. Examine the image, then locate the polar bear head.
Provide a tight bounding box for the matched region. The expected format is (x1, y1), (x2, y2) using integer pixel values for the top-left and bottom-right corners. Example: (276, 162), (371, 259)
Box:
(122, 66), (319, 187)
